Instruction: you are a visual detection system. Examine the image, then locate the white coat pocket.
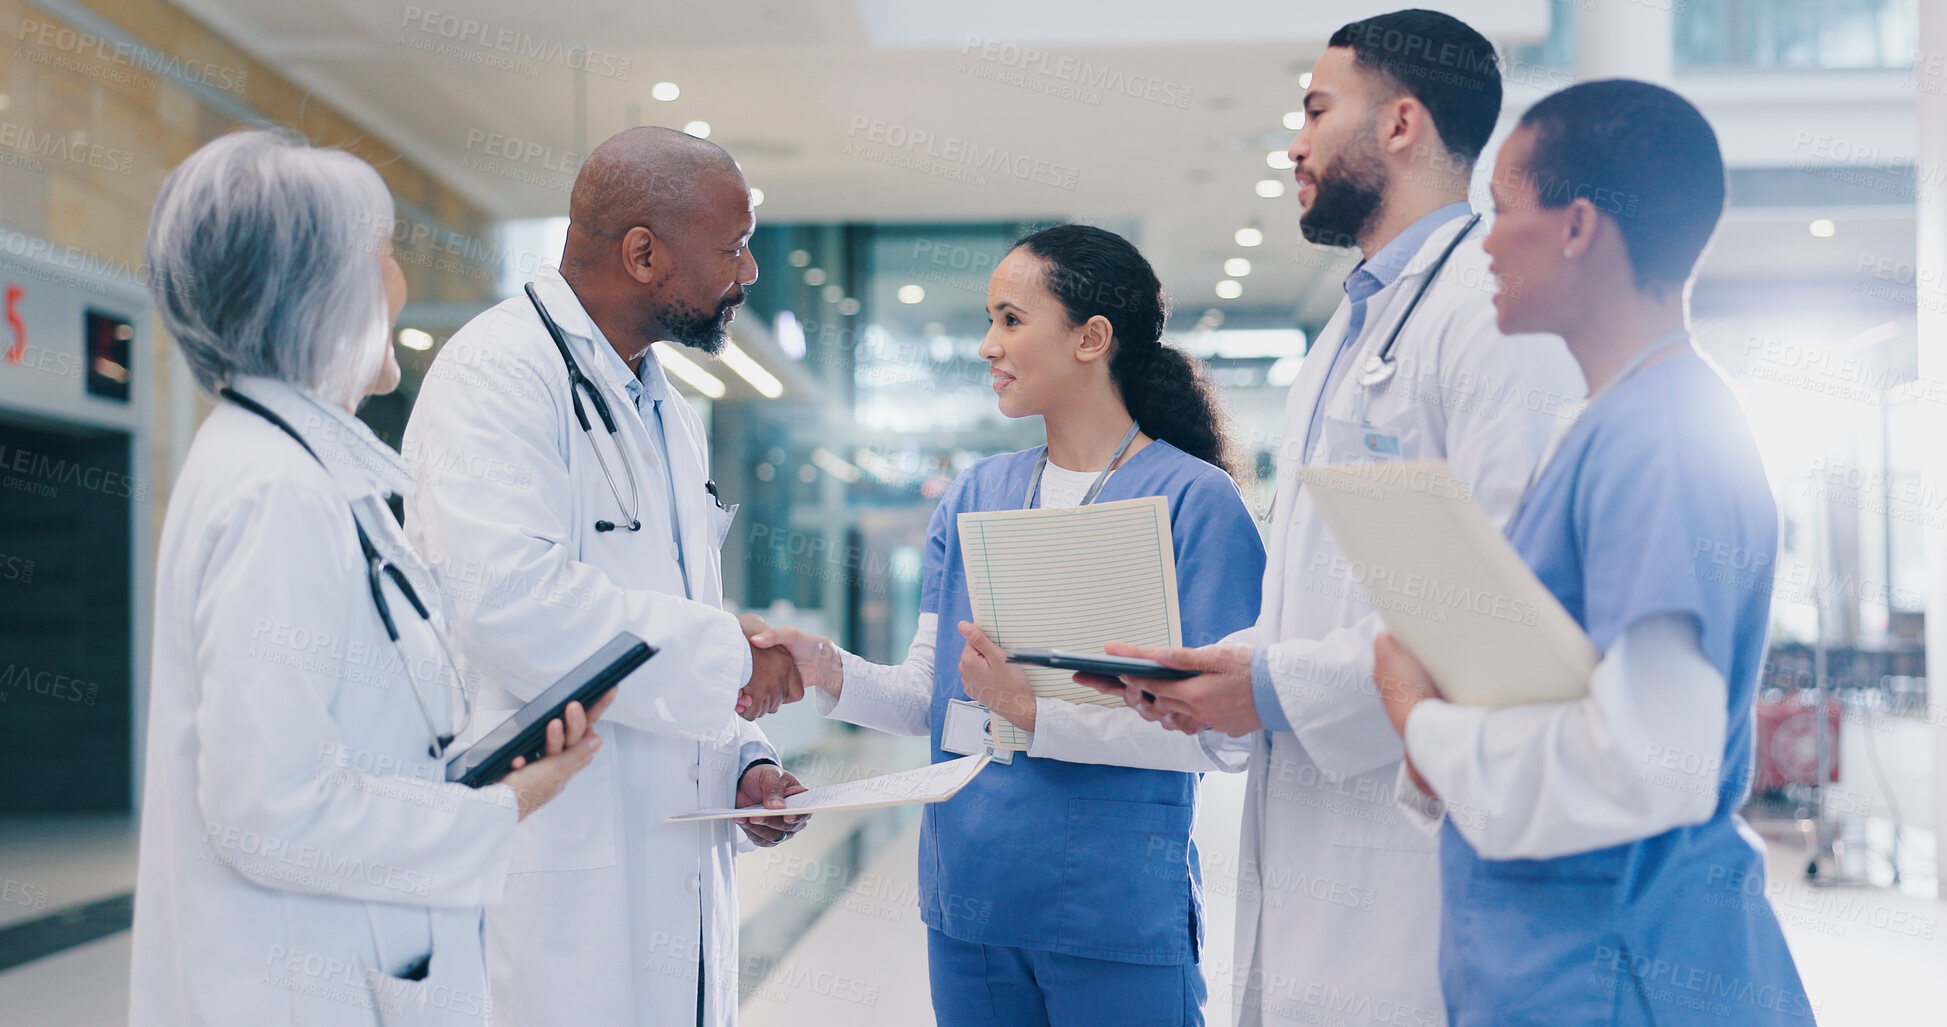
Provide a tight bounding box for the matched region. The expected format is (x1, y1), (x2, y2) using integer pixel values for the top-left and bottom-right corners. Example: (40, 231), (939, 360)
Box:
(707, 501), (737, 551)
(505, 744), (619, 873)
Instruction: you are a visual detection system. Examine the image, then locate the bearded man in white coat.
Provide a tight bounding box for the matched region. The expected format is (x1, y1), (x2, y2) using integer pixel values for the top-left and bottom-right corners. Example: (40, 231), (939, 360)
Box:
(403, 127), (809, 1027)
(1091, 11), (1585, 1026)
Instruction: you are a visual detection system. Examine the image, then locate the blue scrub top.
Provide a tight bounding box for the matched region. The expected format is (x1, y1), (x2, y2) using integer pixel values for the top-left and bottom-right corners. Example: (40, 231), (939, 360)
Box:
(1439, 355), (1814, 1025)
(917, 440), (1265, 965)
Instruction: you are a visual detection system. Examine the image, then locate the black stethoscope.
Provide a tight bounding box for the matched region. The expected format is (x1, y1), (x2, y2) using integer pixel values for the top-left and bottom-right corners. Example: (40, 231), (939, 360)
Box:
(526, 283), (643, 533)
(221, 387), (473, 758)
(1354, 213), (1481, 390)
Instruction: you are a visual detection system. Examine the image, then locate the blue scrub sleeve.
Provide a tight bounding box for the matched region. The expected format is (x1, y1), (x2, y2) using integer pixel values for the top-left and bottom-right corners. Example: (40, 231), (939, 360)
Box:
(919, 474), (965, 618)
(1574, 419), (1739, 665)
(1170, 477), (1267, 647)
(1251, 648), (1293, 732)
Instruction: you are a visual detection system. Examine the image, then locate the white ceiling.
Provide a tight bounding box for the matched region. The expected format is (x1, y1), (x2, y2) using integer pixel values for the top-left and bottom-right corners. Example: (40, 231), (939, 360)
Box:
(176, 0), (1920, 335)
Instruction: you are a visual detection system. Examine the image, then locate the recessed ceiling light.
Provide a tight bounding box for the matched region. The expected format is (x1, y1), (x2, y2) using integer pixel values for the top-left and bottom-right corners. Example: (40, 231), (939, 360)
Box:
(652, 81), (680, 102)
(683, 121), (711, 139)
(897, 284), (926, 304)
(837, 297), (862, 316)
(749, 187), (765, 207)
(1255, 179), (1286, 198)
(1235, 227), (1264, 248)
(1224, 258), (1253, 278)
(1299, 72), (1313, 89)
(397, 328), (434, 351)
(822, 284), (845, 303)
(804, 267), (827, 286)
(1808, 218), (1836, 238)
(1282, 110), (1305, 131)
(1266, 151), (1296, 171)
(1215, 280), (1243, 300)
(788, 249), (811, 267)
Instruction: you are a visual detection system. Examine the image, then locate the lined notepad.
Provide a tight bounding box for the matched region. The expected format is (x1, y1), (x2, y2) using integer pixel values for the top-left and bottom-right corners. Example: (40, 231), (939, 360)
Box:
(956, 496), (1183, 750)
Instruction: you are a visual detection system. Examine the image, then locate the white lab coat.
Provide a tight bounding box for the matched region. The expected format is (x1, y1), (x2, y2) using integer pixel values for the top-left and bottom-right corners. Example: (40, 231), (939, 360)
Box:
(402, 267), (772, 1027)
(1222, 216), (1584, 1027)
(131, 377), (517, 1027)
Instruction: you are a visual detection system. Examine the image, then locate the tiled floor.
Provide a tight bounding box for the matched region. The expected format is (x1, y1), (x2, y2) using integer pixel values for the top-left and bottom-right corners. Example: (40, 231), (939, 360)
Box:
(0, 730), (1940, 1025)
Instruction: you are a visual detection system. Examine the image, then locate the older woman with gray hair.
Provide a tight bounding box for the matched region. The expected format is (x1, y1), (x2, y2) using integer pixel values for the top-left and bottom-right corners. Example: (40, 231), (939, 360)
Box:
(128, 130), (606, 1026)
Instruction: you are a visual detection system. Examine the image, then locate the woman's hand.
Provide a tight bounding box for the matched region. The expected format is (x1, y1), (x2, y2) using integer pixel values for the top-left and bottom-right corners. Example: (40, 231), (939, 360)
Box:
(1373, 632), (1441, 798)
(957, 623), (1037, 732)
(746, 625), (843, 711)
(500, 690), (616, 821)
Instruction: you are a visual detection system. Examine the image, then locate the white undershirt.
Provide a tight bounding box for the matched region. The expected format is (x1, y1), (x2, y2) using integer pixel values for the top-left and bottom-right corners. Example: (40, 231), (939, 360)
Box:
(1035, 461), (1103, 509)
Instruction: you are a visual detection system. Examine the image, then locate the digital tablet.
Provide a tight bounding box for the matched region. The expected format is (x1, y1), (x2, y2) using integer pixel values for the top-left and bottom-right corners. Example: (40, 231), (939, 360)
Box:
(1006, 647), (1198, 680)
(446, 632), (655, 788)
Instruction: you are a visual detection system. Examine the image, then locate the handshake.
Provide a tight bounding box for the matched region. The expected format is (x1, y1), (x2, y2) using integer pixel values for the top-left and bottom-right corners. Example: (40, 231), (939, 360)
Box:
(734, 614), (842, 720)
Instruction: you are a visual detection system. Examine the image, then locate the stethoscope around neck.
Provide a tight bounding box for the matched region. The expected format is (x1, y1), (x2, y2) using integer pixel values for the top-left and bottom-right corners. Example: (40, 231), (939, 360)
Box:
(220, 387), (473, 758)
(525, 283), (643, 533)
(1354, 213), (1482, 392)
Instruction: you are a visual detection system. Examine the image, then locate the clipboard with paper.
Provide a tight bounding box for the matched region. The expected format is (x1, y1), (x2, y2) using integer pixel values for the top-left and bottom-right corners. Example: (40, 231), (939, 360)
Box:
(1298, 460), (1596, 707)
(956, 495), (1183, 751)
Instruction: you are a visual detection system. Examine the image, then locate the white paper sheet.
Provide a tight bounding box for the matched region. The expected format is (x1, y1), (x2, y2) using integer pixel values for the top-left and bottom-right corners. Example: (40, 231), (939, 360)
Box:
(955, 495), (1183, 750)
(666, 754), (992, 821)
(1299, 460), (1597, 708)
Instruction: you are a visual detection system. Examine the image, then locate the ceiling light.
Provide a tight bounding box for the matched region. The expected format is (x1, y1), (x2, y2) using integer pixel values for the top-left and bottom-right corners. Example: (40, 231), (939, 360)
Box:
(718, 341), (784, 398)
(837, 298), (862, 316)
(651, 81), (680, 102)
(788, 249), (811, 267)
(897, 284), (925, 304)
(1255, 179), (1286, 198)
(683, 121), (711, 139)
(653, 341), (726, 398)
(1299, 72), (1313, 88)
(1224, 258), (1253, 277)
(803, 267), (827, 286)
(774, 311), (806, 360)
(749, 187), (765, 207)
(1282, 110), (1305, 130)
(810, 448), (862, 483)
(1234, 227), (1264, 248)
(1808, 218), (1836, 238)
(1215, 279), (1243, 299)
(397, 328), (434, 351)
(1266, 151), (1296, 171)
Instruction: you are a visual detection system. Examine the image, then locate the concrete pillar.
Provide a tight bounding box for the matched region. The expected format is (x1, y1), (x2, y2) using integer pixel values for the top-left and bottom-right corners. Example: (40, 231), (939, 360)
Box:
(1574, 0), (1674, 84)
(1915, 3), (1947, 890)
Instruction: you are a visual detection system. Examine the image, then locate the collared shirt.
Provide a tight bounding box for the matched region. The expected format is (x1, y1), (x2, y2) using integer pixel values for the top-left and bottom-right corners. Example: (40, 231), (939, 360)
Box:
(1261, 200), (1472, 734)
(574, 317), (694, 601)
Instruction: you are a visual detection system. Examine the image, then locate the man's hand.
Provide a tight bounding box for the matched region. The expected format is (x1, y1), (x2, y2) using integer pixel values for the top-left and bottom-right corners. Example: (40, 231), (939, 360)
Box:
(1373, 632), (1440, 797)
(738, 639), (805, 720)
(1073, 642), (1259, 736)
(747, 625), (842, 707)
(734, 763), (809, 847)
(957, 623), (1037, 732)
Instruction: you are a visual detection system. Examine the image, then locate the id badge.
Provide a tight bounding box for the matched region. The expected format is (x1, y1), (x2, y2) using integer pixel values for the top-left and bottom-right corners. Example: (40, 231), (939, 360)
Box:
(941, 699), (1013, 764)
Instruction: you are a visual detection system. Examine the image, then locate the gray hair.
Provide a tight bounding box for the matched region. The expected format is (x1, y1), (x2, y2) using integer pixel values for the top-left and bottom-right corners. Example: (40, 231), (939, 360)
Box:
(145, 130), (395, 406)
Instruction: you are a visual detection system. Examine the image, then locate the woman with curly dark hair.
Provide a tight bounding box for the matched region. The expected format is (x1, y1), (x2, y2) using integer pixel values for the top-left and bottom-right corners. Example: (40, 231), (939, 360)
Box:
(754, 224), (1264, 1024)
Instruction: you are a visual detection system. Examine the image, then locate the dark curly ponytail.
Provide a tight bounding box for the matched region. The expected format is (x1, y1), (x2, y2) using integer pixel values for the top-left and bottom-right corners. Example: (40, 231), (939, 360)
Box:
(1012, 224), (1234, 476)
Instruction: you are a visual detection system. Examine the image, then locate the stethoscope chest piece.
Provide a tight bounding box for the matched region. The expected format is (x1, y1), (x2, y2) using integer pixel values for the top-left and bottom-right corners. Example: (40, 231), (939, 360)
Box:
(1357, 352), (1397, 389)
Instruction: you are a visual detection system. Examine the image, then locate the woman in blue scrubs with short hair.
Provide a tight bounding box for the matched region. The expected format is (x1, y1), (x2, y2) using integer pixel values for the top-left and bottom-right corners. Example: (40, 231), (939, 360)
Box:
(756, 224), (1264, 1026)
(1373, 80), (1815, 1025)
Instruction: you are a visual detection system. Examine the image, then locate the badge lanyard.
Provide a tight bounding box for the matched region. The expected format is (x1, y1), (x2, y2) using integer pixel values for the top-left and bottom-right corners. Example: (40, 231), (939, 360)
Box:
(1021, 421), (1141, 509)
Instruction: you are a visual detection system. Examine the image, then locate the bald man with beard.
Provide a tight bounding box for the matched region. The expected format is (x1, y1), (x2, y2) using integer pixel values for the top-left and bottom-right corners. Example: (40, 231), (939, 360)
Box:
(403, 127), (810, 1026)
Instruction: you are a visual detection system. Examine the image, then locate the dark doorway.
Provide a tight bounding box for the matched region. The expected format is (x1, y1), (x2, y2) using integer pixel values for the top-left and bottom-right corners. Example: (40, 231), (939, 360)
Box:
(0, 413), (133, 811)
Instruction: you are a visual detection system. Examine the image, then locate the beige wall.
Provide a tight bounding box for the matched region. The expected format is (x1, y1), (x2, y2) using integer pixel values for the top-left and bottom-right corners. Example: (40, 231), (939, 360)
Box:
(0, 0), (500, 514)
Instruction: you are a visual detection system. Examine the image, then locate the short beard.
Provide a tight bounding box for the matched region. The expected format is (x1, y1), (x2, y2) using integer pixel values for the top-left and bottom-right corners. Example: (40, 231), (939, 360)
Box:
(1298, 124), (1389, 250)
(660, 293), (740, 355)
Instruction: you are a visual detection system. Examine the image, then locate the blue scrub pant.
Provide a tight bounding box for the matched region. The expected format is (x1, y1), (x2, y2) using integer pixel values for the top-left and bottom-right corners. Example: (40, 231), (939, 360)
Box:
(927, 927), (1205, 1027)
